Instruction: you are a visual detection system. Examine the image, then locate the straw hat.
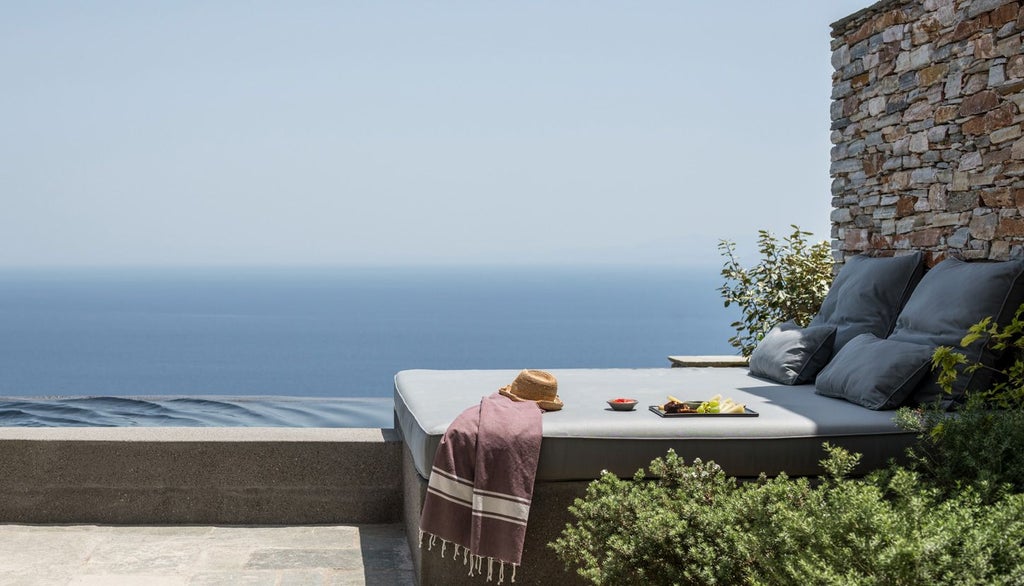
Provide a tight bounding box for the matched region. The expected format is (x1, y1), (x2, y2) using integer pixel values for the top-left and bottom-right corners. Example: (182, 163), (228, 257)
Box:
(499, 369), (563, 411)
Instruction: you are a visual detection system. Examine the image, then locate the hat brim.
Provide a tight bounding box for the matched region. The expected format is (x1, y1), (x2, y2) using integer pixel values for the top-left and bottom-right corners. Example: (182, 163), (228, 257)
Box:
(499, 387), (563, 411)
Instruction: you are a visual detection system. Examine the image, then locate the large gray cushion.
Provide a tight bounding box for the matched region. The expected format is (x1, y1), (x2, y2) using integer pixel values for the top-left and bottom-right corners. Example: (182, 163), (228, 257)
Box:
(815, 333), (934, 410)
(394, 368), (915, 481)
(809, 253), (925, 351)
(749, 320), (836, 385)
(890, 257), (1024, 405)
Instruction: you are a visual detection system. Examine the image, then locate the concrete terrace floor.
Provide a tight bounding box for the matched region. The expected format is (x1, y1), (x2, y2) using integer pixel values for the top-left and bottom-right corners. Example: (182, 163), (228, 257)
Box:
(0, 524), (415, 586)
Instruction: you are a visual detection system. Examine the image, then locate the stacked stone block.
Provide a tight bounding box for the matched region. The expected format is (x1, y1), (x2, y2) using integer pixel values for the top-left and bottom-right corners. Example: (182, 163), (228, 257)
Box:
(830, 0), (1024, 265)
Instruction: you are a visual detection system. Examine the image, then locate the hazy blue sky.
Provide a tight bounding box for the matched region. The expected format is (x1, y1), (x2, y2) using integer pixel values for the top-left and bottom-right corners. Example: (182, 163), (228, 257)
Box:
(1, 1), (869, 268)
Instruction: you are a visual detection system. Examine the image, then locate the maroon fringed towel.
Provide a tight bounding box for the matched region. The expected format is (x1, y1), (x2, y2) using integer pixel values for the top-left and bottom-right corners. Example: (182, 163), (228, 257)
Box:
(419, 391), (543, 583)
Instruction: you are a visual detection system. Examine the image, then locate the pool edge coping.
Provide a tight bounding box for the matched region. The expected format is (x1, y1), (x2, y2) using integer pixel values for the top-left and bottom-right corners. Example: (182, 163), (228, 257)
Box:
(0, 426), (400, 442)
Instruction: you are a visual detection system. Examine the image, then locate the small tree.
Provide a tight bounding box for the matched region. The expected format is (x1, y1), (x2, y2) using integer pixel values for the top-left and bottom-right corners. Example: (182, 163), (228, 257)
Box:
(718, 225), (833, 356)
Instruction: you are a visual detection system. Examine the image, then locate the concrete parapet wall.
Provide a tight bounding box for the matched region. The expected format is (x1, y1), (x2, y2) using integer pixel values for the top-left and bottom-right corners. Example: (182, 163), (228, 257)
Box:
(0, 427), (402, 525)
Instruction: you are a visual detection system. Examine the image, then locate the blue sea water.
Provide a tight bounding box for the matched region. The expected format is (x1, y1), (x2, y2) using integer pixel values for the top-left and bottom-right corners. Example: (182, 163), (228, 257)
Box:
(0, 266), (736, 427)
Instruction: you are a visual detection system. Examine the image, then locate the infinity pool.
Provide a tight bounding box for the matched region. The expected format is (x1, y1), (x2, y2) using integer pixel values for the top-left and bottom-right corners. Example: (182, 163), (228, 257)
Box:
(0, 396), (394, 427)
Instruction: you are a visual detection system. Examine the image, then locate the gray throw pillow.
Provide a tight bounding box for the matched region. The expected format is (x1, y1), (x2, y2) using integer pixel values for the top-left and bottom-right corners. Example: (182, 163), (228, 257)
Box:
(815, 333), (934, 410)
(889, 257), (1024, 406)
(748, 320), (836, 385)
(809, 252), (925, 352)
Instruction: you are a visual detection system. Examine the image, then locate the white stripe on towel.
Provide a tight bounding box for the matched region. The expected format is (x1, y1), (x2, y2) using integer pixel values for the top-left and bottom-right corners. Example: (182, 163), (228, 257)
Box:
(472, 510), (529, 527)
(428, 471), (474, 504)
(472, 492), (530, 523)
(473, 486), (532, 505)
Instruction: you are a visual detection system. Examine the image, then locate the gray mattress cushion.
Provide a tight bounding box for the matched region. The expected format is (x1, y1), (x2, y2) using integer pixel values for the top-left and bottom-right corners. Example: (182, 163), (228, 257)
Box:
(394, 368), (914, 481)
(809, 252), (925, 351)
(890, 257), (1024, 405)
(815, 333), (935, 410)
(748, 320), (836, 385)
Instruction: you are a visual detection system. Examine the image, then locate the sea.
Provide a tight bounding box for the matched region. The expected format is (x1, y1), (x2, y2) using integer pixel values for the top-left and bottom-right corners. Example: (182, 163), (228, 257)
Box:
(0, 266), (737, 427)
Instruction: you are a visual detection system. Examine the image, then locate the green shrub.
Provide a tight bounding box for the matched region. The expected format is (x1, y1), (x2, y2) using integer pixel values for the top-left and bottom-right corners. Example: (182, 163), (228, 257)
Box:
(718, 226), (833, 356)
(930, 303), (1024, 409)
(551, 445), (1024, 585)
(549, 451), (750, 585)
(896, 304), (1024, 503)
(896, 403), (1024, 505)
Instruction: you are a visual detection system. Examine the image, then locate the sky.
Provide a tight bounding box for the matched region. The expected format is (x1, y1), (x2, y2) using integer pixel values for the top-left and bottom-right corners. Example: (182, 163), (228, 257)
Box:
(1, 1), (871, 268)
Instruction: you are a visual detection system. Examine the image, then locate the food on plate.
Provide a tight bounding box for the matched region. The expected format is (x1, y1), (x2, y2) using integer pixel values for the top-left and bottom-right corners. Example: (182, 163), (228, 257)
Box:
(663, 401), (696, 414)
(607, 397), (639, 411)
(659, 393), (745, 414)
(717, 397), (746, 414)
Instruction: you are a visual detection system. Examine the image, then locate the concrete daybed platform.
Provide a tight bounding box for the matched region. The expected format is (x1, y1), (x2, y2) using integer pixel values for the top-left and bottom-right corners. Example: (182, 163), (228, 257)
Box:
(395, 367), (914, 481)
(394, 366), (916, 585)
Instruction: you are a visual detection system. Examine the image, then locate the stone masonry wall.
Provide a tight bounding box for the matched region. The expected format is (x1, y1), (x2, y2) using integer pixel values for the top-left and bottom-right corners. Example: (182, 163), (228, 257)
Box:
(830, 0), (1024, 266)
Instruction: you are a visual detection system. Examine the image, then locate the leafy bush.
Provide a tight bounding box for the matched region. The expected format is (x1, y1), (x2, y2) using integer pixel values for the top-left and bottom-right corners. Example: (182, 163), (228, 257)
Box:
(896, 402), (1024, 504)
(930, 303), (1024, 409)
(896, 304), (1024, 502)
(551, 446), (1024, 585)
(718, 226), (833, 356)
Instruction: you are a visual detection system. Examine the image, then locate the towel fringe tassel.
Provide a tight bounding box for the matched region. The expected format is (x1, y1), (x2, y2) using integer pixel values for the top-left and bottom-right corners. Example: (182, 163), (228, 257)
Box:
(418, 530), (519, 583)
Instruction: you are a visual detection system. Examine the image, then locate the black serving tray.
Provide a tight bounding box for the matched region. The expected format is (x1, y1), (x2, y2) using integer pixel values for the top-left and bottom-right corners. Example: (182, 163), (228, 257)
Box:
(649, 405), (759, 418)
